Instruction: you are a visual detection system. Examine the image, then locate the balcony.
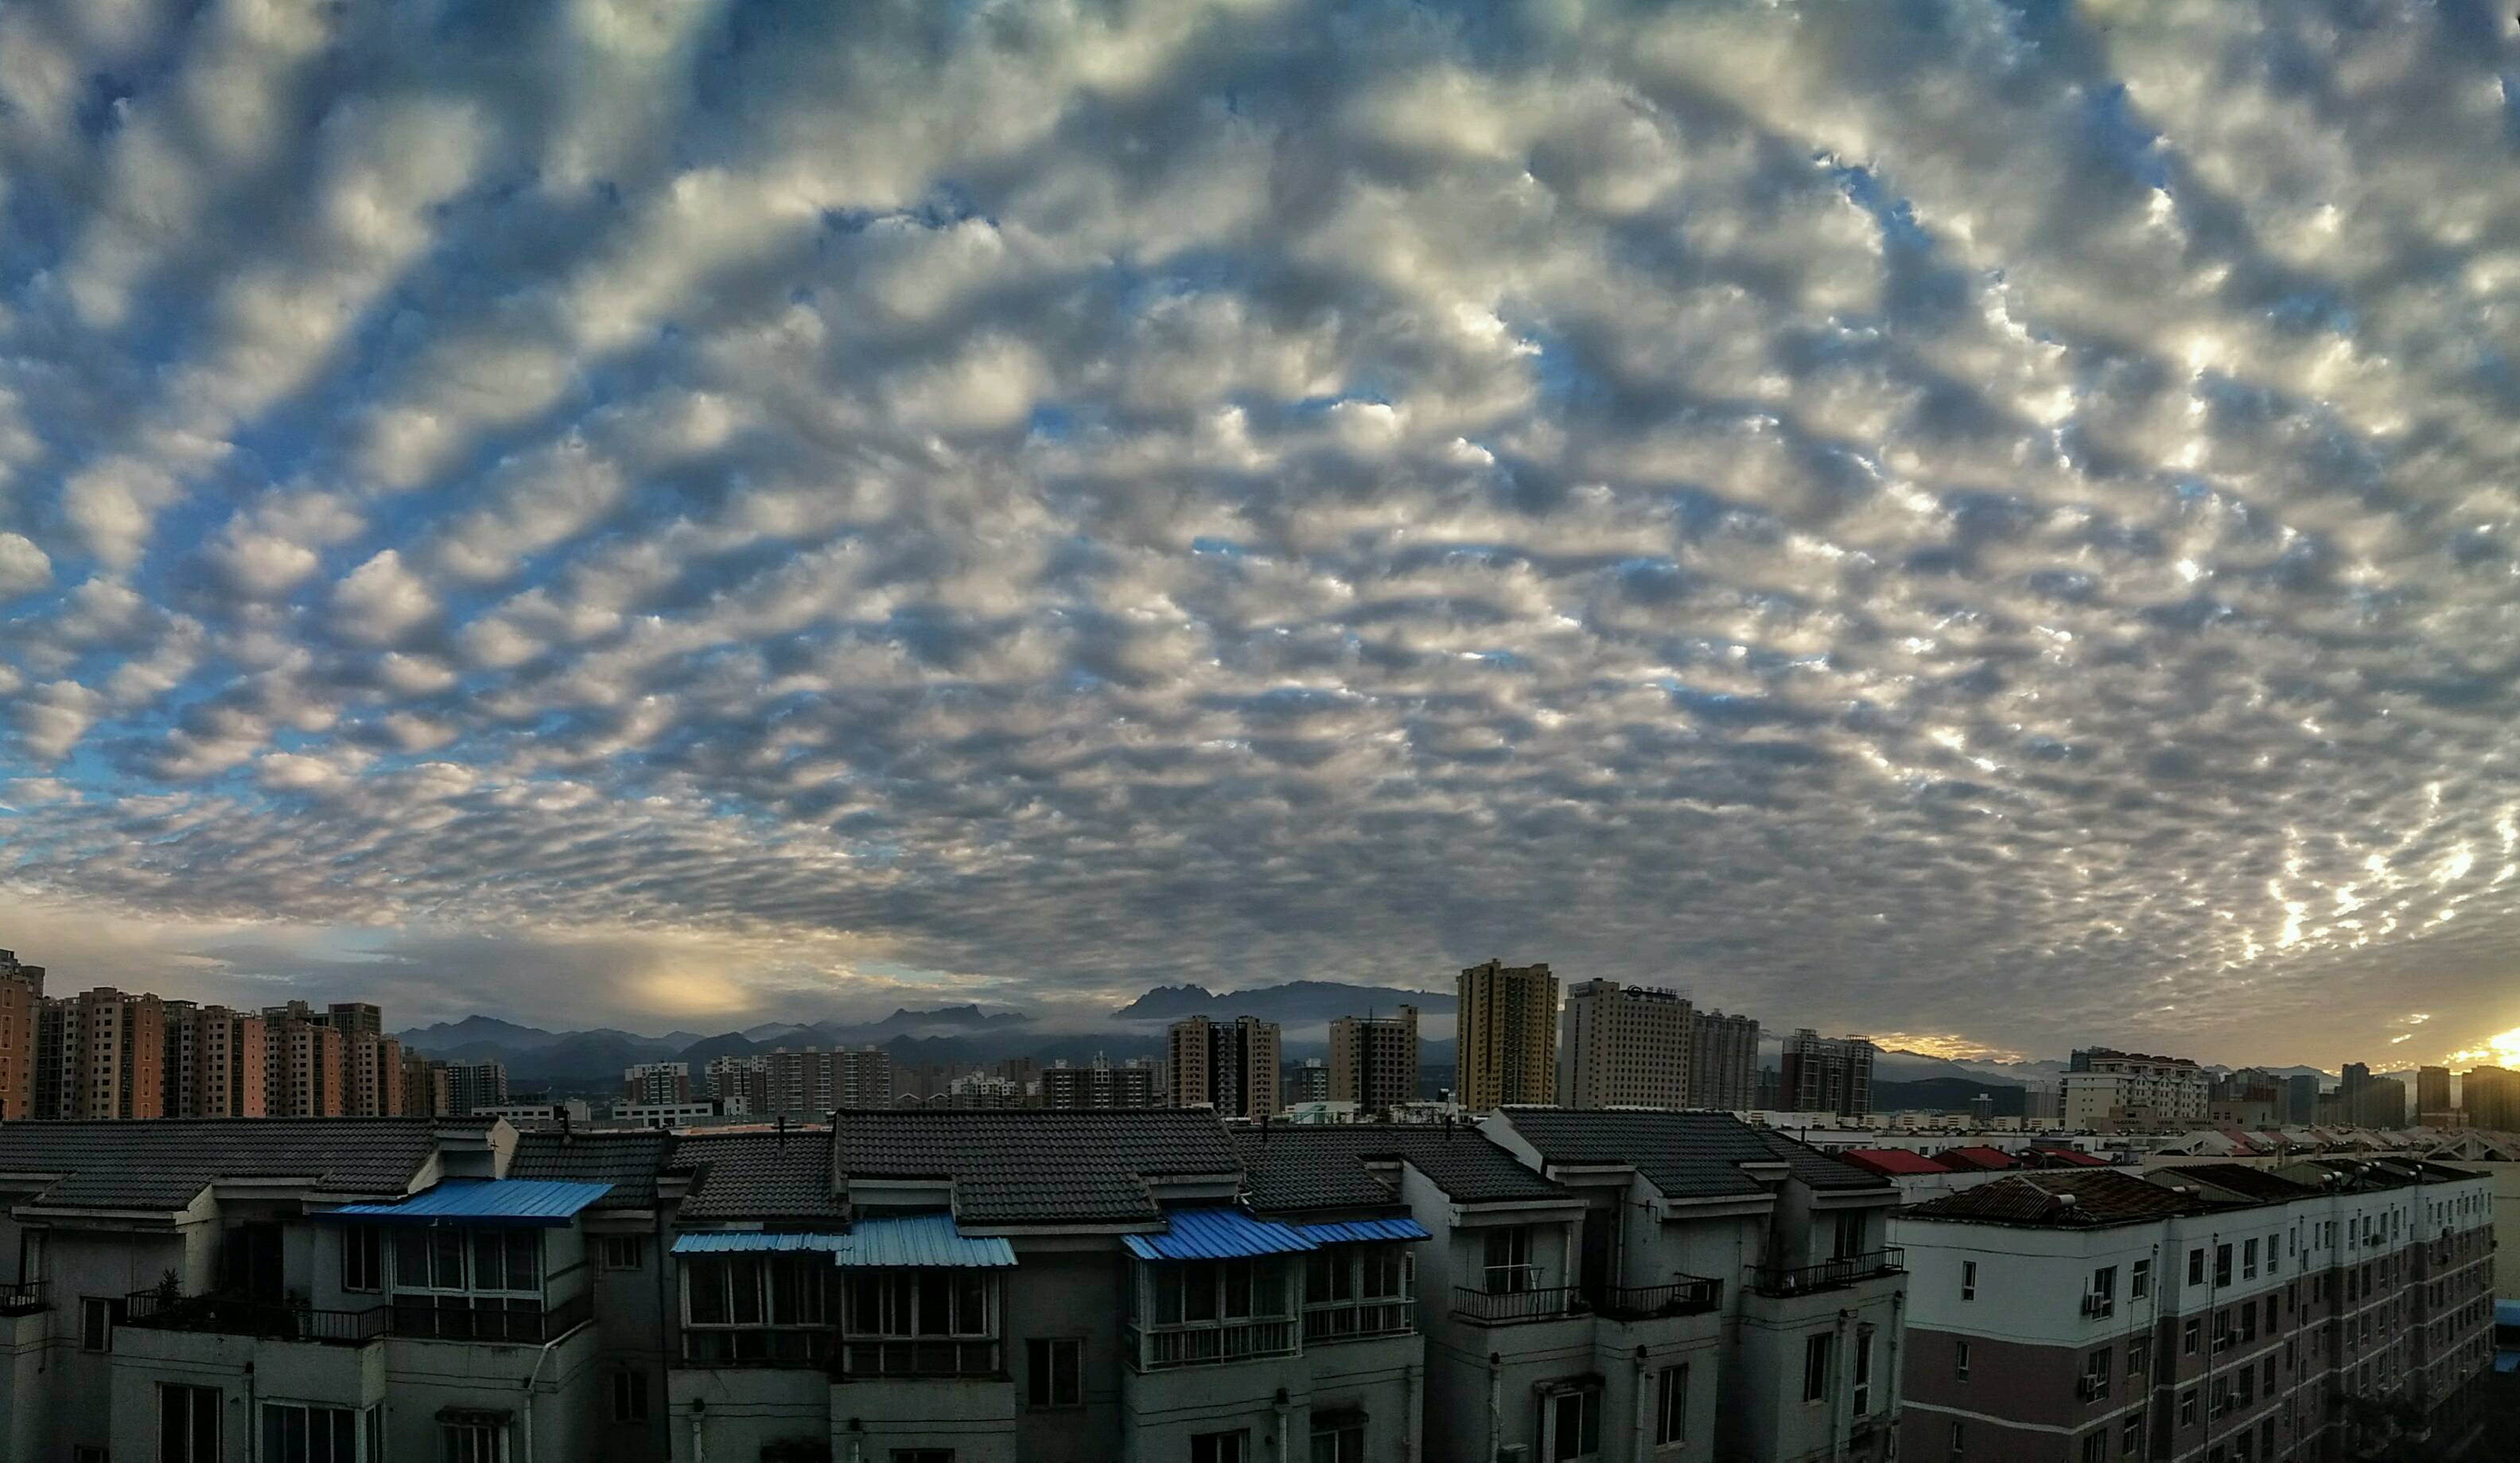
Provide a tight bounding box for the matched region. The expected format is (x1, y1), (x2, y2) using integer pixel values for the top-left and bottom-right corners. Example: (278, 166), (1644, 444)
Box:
(1597, 1275), (1724, 1321)
(1302, 1298), (1414, 1344)
(123, 1290), (386, 1345)
(1126, 1316), (1298, 1370)
(682, 1326), (831, 1367)
(837, 1337), (1003, 1379)
(387, 1290), (592, 1344)
(1452, 1284), (1590, 1325)
(1752, 1247), (1905, 1298)
(0, 1280), (48, 1317)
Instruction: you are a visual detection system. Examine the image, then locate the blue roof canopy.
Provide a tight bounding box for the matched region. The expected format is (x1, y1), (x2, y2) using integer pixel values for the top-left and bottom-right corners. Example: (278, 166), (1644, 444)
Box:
(323, 1178), (612, 1227)
(671, 1232), (850, 1255)
(1289, 1217), (1431, 1246)
(1123, 1207), (1315, 1262)
(836, 1214), (1016, 1269)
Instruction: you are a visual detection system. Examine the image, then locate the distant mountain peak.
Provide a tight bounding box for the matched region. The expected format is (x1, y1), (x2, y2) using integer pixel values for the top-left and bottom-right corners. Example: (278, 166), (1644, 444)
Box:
(1110, 979), (1453, 1023)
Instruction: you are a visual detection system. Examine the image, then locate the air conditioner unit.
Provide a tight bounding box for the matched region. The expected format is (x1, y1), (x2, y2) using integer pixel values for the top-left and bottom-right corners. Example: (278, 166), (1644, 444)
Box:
(2081, 1294), (2114, 1317)
(2077, 1375), (2109, 1401)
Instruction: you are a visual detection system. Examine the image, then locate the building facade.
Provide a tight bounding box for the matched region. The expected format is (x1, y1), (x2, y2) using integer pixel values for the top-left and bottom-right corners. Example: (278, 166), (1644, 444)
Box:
(2416, 1065), (2454, 1125)
(443, 1059), (509, 1115)
(1456, 959), (1558, 1111)
(1689, 1007), (1761, 1111)
(1039, 1053), (1157, 1108)
(1781, 1029), (1876, 1119)
(2461, 1065), (2518, 1130)
(0, 949), (39, 1120)
(1328, 1004), (1418, 1115)
(624, 1061), (693, 1103)
(1558, 979), (1691, 1111)
(2062, 1047), (2210, 1130)
(1165, 1014), (1282, 1119)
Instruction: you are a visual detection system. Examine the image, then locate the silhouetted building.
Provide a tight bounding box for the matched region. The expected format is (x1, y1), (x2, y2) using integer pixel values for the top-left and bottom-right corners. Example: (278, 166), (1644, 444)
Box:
(2461, 1065), (2519, 1129)
(1687, 1008), (1760, 1110)
(444, 1059), (509, 1115)
(2417, 1064), (2453, 1123)
(1455, 959), (1558, 1111)
(0, 948), (41, 1120)
(1329, 1005), (1419, 1114)
(1165, 1015), (1280, 1119)
(1780, 1029), (1875, 1118)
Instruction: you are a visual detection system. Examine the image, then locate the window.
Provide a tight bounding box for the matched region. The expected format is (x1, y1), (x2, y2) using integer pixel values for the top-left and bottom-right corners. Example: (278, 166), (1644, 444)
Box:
(1802, 1333), (1834, 1403)
(2090, 1265), (2118, 1306)
(1026, 1337), (1083, 1408)
(612, 1368), (649, 1423)
(598, 1235), (645, 1271)
(2243, 1238), (2258, 1280)
(1484, 1227), (1534, 1294)
(1544, 1385), (1601, 1463)
(2183, 1317), (2200, 1355)
(442, 1421), (507, 1463)
(2180, 1389), (2198, 1426)
(261, 1403), (370, 1463)
(2127, 1337), (2150, 1378)
(1833, 1212), (1865, 1259)
(1309, 1422), (1363, 1463)
(342, 1227), (383, 1292)
(686, 1253), (841, 1364)
(2132, 1259), (2152, 1300)
(1655, 1365), (1688, 1444)
(2189, 1248), (2205, 1286)
(2215, 1244), (2234, 1287)
(1946, 1421), (1965, 1462)
(2082, 1348), (2112, 1402)
(395, 1228), (539, 1294)
(2081, 1434), (2105, 1463)
(81, 1296), (115, 1352)
(1190, 1431), (1247, 1463)
(1853, 1329), (1875, 1415)
(1954, 1338), (1971, 1380)
(2122, 1414), (2143, 1456)
(2262, 1295), (2276, 1331)
(1961, 1260), (1978, 1301)
(161, 1383), (220, 1463)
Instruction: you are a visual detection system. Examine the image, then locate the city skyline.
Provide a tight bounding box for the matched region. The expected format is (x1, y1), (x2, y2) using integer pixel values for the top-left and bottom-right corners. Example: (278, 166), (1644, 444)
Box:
(3, 3), (2520, 1069)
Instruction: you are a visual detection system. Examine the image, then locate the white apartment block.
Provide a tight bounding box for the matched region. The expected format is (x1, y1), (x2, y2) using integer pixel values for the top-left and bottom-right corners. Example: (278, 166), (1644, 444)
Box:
(2064, 1049), (2211, 1130)
(1557, 980), (1692, 1111)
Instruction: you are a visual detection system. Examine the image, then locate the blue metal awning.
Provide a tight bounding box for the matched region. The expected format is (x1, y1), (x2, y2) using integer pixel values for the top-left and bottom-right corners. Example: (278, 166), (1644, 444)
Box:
(1289, 1217), (1432, 1246)
(1123, 1207), (1315, 1262)
(323, 1179), (612, 1227)
(671, 1232), (850, 1255)
(834, 1214), (1015, 1269)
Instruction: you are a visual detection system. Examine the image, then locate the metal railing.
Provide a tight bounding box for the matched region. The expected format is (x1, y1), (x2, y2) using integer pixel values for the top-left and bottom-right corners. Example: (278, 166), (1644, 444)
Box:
(122, 1290), (387, 1344)
(1598, 1274), (1724, 1320)
(388, 1290), (592, 1344)
(1452, 1284), (1589, 1324)
(680, 1326), (830, 1366)
(836, 1337), (1002, 1379)
(1301, 1298), (1414, 1343)
(1126, 1316), (1298, 1370)
(1752, 1247), (1905, 1298)
(0, 1280), (49, 1316)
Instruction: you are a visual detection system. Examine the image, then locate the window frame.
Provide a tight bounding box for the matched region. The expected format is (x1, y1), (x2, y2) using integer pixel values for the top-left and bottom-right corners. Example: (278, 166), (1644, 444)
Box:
(1802, 1332), (1834, 1404)
(341, 1226), (383, 1294)
(610, 1367), (650, 1424)
(259, 1400), (373, 1463)
(1655, 1363), (1688, 1445)
(161, 1381), (223, 1463)
(1542, 1383), (1602, 1463)
(1025, 1336), (1084, 1409)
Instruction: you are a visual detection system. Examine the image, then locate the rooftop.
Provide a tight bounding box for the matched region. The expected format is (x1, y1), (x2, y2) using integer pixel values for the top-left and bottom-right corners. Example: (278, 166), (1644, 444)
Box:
(836, 1108), (1242, 1226)
(1231, 1123), (1568, 1213)
(509, 1128), (676, 1211)
(1839, 1148), (1951, 1177)
(675, 1127), (845, 1224)
(1904, 1169), (2223, 1228)
(1498, 1108), (1892, 1199)
(0, 1117), (486, 1213)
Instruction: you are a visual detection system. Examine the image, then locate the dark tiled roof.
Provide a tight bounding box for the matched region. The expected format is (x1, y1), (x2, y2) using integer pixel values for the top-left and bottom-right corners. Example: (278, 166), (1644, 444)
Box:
(836, 1109), (1242, 1226)
(1499, 1109), (1891, 1199)
(1904, 1170), (2219, 1228)
(1232, 1124), (1568, 1214)
(675, 1130), (844, 1224)
(510, 1130), (675, 1211)
(1840, 1148), (1950, 1176)
(2161, 1164), (2323, 1204)
(0, 1118), (482, 1212)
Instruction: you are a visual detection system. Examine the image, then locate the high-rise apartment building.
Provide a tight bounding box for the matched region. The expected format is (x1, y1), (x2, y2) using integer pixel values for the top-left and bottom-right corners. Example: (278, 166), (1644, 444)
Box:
(2462, 1065), (2519, 1130)
(1040, 1054), (1157, 1109)
(2416, 1064), (2453, 1123)
(1455, 959), (1557, 1111)
(1779, 1029), (1875, 1118)
(703, 1053), (771, 1111)
(325, 1002), (383, 1040)
(2060, 1046), (2207, 1128)
(624, 1061), (693, 1103)
(38, 987), (169, 1119)
(266, 1015), (348, 1116)
(0, 947), (41, 1119)
(764, 1046), (893, 1115)
(1328, 1005), (1419, 1114)
(402, 1052), (450, 1117)
(346, 1033), (403, 1116)
(1286, 1058), (1331, 1106)
(1557, 980), (1690, 1110)
(1686, 1008), (1760, 1111)
(1165, 1015), (1281, 1119)
(164, 1003), (269, 1117)
(2283, 1072), (2321, 1125)
(444, 1060), (510, 1115)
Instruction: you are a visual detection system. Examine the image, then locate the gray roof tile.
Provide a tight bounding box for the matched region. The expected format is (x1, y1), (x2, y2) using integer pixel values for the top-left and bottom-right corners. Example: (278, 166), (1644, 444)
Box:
(1497, 1109), (1892, 1200)
(836, 1109), (1241, 1226)
(0, 1118), (480, 1212)
(509, 1130), (676, 1211)
(674, 1129), (843, 1224)
(1233, 1123), (1567, 1212)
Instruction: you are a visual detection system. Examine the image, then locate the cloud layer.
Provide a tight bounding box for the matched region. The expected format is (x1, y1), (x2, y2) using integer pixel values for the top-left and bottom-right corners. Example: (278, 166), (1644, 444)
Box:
(2, 0), (2517, 1059)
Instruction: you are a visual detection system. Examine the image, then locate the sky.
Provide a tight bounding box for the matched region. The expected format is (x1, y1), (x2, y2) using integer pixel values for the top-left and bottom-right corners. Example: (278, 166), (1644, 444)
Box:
(1, 0), (2518, 1068)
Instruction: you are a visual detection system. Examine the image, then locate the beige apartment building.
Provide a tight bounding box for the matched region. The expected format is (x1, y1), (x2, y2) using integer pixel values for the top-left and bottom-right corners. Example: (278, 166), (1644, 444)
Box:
(0, 949), (40, 1120)
(1165, 1014), (1281, 1119)
(163, 1002), (269, 1117)
(1558, 978), (1693, 1110)
(36, 986), (168, 1119)
(1456, 958), (1558, 1111)
(1690, 1006), (1762, 1110)
(1327, 1004), (1418, 1114)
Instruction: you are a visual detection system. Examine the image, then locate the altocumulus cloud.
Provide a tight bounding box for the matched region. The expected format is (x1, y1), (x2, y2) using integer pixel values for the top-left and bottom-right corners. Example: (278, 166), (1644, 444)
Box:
(1, 0), (2517, 1055)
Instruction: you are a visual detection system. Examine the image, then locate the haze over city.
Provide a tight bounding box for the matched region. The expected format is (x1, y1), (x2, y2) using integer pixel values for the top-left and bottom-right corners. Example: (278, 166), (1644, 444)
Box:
(2, 0), (2518, 1073)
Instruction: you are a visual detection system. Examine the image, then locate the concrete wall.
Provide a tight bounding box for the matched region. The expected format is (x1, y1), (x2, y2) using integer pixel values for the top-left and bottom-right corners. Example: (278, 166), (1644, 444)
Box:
(1006, 1243), (1132, 1463)
(669, 1364), (830, 1462)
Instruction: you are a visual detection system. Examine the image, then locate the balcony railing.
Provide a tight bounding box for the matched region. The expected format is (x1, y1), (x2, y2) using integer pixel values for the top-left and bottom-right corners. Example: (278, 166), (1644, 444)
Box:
(1598, 1274), (1724, 1321)
(681, 1327), (830, 1367)
(388, 1290), (592, 1344)
(1302, 1298), (1414, 1344)
(837, 1337), (1002, 1379)
(122, 1290), (387, 1345)
(1752, 1247), (1905, 1298)
(1452, 1284), (1589, 1325)
(1126, 1316), (1298, 1370)
(0, 1280), (50, 1317)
